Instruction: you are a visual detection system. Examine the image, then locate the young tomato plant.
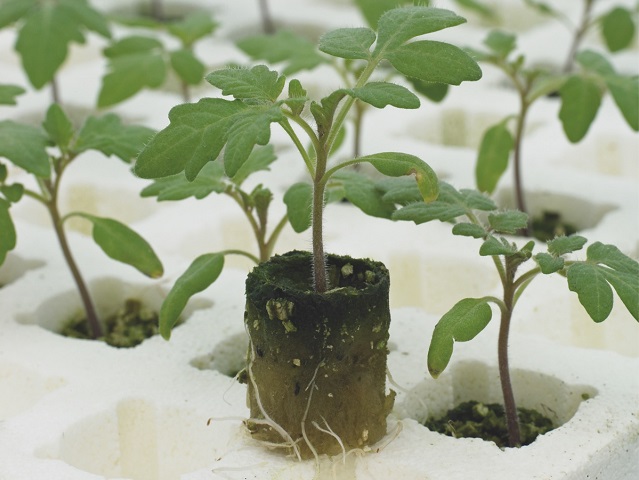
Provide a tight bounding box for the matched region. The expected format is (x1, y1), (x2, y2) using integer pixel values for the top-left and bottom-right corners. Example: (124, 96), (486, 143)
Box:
(98, 10), (217, 106)
(390, 178), (639, 447)
(134, 5), (482, 297)
(0, 104), (163, 339)
(0, 0), (112, 104)
(470, 30), (638, 233)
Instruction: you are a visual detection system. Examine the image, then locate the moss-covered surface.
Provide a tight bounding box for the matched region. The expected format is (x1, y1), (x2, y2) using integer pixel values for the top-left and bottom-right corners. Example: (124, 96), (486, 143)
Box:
(424, 400), (555, 448)
(61, 298), (159, 348)
(531, 210), (577, 242)
(244, 250), (394, 458)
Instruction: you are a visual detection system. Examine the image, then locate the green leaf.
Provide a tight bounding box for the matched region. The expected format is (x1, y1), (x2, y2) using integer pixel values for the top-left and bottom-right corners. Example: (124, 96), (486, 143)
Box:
(355, 152), (438, 202)
(0, 121), (50, 177)
(283, 182), (312, 233)
(586, 242), (639, 275)
(475, 120), (513, 194)
(61, 0), (111, 38)
(344, 82), (420, 109)
(0, 0), (36, 29)
(479, 236), (517, 256)
(286, 79), (307, 116)
(75, 114), (155, 162)
(237, 30), (326, 75)
(452, 222), (486, 238)
(559, 75), (602, 143)
(98, 49), (167, 107)
(567, 263), (613, 322)
(159, 253), (225, 339)
(575, 50), (615, 76)
(334, 171), (396, 219)
(0, 84), (25, 105)
(604, 75), (639, 131)
(378, 176), (423, 205)
(535, 252), (565, 274)
(547, 235), (587, 256)
(140, 162), (227, 201)
(408, 79), (449, 103)
(73, 214), (164, 278)
(1, 183), (24, 203)
(167, 11), (217, 47)
(602, 269), (638, 321)
(374, 7), (467, 56)
(523, 0), (558, 17)
(0, 198), (16, 265)
(488, 210), (528, 234)
(231, 145), (277, 186)
(104, 35), (163, 57)
(527, 74), (568, 103)
(385, 41), (482, 85)
(453, 0), (495, 18)
(43, 104), (74, 151)
(0, 164), (6, 183)
(319, 27), (375, 59)
(170, 48), (205, 85)
(206, 65), (286, 102)
(601, 7), (636, 53)
(428, 298), (493, 377)
(483, 30), (516, 58)
(354, 0), (411, 29)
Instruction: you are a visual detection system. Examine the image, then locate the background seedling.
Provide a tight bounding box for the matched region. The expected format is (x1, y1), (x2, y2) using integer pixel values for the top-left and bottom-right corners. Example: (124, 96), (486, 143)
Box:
(390, 178), (638, 447)
(0, 104), (163, 339)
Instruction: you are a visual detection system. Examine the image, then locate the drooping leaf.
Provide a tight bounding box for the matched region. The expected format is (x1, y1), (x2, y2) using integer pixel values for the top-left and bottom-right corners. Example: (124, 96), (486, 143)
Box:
(140, 162), (227, 201)
(374, 7), (467, 56)
(479, 235), (517, 256)
(43, 103), (74, 151)
(428, 298), (493, 377)
(0, 84), (25, 105)
(0, 121), (50, 177)
(547, 235), (587, 256)
(237, 31), (327, 75)
(601, 7), (636, 53)
(319, 27), (375, 60)
(283, 182), (312, 233)
(567, 263), (613, 322)
(0, 198), (16, 265)
(559, 75), (602, 143)
(167, 11), (217, 47)
(475, 120), (513, 194)
(483, 30), (516, 58)
(75, 114), (155, 162)
(159, 253), (225, 339)
(170, 48), (205, 85)
(534, 252), (565, 274)
(206, 65), (286, 102)
(333, 171), (396, 219)
(72, 214), (164, 278)
(488, 210), (528, 234)
(385, 40), (482, 85)
(344, 82), (420, 109)
(604, 74), (639, 131)
(452, 222), (486, 238)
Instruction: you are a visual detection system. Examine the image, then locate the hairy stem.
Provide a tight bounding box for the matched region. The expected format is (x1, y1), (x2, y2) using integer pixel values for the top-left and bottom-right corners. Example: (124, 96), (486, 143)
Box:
(312, 145), (328, 293)
(352, 102), (364, 159)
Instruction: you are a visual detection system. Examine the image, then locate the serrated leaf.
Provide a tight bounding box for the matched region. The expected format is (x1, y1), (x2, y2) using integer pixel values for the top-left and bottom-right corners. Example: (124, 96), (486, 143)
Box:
(159, 253), (225, 339)
(602, 269), (638, 320)
(483, 30), (516, 57)
(0, 198), (16, 265)
(475, 120), (513, 194)
(74, 214), (163, 278)
(0, 84), (25, 105)
(386, 40), (482, 85)
(604, 74), (639, 131)
(535, 252), (565, 274)
(393, 200), (465, 224)
(1, 183), (24, 203)
(98, 50), (167, 107)
(479, 235), (517, 256)
(378, 176), (423, 205)
(237, 31), (326, 75)
(0, 121), (50, 177)
(547, 235), (587, 256)
(43, 103), (74, 151)
(488, 210), (528, 234)
(344, 82), (420, 109)
(0, 0), (36, 29)
(567, 263), (613, 322)
(575, 50), (615, 76)
(374, 7), (467, 56)
(601, 7), (636, 53)
(459, 187), (497, 211)
(319, 27), (375, 60)
(140, 162), (227, 201)
(170, 48), (205, 85)
(283, 182), (312, 233)
(586, 242), (639, 275)
(75, 114), (155, 162)
(206, 65), (286, 102)
(231, 144), (277, 186)
(427, 298), (493, 377)
(452, 222), (486, 238)
(167, 11), (217, 47)
(334, 171), (396, 219)
(559, 75), (602, 143)
(356, 152), (438, 202)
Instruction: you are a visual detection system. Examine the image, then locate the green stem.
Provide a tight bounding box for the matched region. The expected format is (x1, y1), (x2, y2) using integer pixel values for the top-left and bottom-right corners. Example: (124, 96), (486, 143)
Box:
(312, 144), (328, 293)
(263, 214), (289, 261)
(280, 116), (317, 176)
(50, 77), (60, 105)
(513, 92), (531, 235)
(180, 80), (190, 103)
(562, 0), (595, 73)
(220, 249), (260, 265)
(352, 102), (364, 159)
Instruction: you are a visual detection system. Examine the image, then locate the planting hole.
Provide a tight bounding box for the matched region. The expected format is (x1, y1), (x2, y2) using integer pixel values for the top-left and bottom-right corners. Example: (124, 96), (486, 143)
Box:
(191, 332), (248, 377)
(0, 362), (65, 420)
(0, 254), (44, 288)
(39, 398), (235, 480)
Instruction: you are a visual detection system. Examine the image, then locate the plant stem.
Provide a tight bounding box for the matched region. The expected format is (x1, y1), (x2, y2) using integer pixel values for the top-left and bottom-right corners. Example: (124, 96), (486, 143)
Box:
(312, 143), (328, 293)
(50, 77), (60, 105)
(353, 102), (364, 159)
(513, 94), (530, 236)
(150, 0), (164, 21)
(562, 0), (595, 73)
(180, 80), (190, 103)
(43, 178), (103, 338)
(258, 0), (275, 34)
